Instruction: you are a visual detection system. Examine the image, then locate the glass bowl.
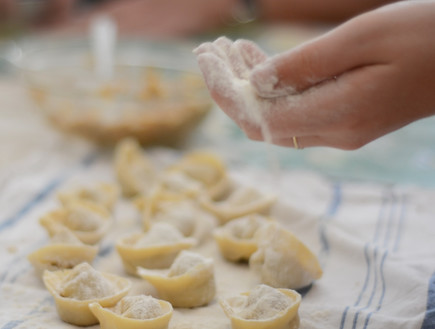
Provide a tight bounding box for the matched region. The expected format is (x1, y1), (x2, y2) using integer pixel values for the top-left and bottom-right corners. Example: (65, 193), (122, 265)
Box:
(19, 39), (213, 146)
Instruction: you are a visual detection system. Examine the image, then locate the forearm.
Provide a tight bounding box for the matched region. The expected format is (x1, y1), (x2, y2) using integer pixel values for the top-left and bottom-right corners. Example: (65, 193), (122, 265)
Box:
(256, 0), (398, 22)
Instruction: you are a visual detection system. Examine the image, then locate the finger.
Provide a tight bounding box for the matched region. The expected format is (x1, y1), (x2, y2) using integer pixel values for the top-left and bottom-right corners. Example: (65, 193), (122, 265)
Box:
(193, 36), (233, 61)
(193, 41), (214, 55)
(233, 39), (268, 70)
(197, 52), (260, 127)
(264, 63), (399, 150)
(272, 135), (333, 149)
(250, 12), (387, 98)
(213, 37), (253, 80)
(214, 36), (233, 55)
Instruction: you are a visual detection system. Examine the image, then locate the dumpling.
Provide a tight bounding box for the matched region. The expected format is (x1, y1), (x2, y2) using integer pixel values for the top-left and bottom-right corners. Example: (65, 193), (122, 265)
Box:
(40, 200), (112, 245)
(27, 226), (98, 277)
(200, 186), (276, 224)
(116, 222), (196, 275)
(142, 197), (218, 244)
(167, 151), (232, 200)
(89, 295), (173, 329)
(157, 171), (205, 199)
(249, 223), (323, 289)
(219, 284), (301, 329)
(58, 182), (119, 212)
(114, 138), (157, 197)
(137, 250), (215, 308)
(43, 262), (131, 326)
(213, 214), (269, 262)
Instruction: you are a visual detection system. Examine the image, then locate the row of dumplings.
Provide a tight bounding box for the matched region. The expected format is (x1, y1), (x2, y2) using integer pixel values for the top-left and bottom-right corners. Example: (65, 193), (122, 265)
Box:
(27, 138), (322, 328)
(43, 261), (301, 329)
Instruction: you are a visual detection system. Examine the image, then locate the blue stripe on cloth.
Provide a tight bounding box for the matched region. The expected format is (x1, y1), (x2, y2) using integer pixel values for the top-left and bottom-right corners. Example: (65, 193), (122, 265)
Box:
(1, 321), (24, 329)
(0, 152), (97, 232)
(339, 189), (407, 329)
(1, 296), (53, 329)
(339, 190), (390, 329)
(351, 249), (379, 329)
(0, 238), (46, 283)
(421, 272), (435, 329)
(318, 182), (342, 260)
(393, 194), (407, 253)
(363, 251), (389, 329)
(354, 245), (373, 307)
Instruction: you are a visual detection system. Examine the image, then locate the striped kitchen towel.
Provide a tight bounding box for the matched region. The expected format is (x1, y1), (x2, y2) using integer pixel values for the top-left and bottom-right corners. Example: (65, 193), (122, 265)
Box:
(0, 146), (434, 329)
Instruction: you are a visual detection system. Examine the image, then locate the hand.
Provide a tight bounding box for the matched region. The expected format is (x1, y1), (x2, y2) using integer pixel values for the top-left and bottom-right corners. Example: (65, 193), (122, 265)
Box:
(195, 0), (435, 149)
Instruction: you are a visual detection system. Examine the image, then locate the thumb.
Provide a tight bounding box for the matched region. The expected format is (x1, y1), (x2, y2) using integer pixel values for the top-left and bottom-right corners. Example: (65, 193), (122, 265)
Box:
(250, 13), (383, 97)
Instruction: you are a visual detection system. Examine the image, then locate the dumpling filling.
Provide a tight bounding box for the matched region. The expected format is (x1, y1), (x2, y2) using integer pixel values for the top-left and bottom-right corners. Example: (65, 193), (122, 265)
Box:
(64, 204), (106, 232)
(152, 201), (197, 237)
(168, 251), (207, 277)
(50, 227), (83, 245)
(236, 285), (291, 320)
(114, 295), (163, 320)
(135, 223), (185, 247)
(60, 263), (116, 300)
(227, 215), (266, 240)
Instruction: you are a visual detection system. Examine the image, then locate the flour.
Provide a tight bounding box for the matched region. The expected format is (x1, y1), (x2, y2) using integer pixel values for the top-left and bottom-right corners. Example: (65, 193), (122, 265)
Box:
(235, 284), (291, 320)
(168, 250), (207, 277)
(194, 37), (275, 142)
(60, 263), (116, 300)
(114, 295), (163, 320)
(135, 222), (185, 247)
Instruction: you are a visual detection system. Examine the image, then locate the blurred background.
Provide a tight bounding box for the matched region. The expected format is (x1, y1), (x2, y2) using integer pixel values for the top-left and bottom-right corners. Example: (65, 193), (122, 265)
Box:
(1, 0), (434, 187)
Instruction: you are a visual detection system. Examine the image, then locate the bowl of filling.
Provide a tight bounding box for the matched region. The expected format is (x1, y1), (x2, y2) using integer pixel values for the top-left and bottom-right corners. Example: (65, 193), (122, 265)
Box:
(18, 38), (213, 146)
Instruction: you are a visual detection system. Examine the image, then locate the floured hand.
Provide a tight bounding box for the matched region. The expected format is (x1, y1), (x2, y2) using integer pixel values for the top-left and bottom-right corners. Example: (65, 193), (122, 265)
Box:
(194, 1), (435, 150)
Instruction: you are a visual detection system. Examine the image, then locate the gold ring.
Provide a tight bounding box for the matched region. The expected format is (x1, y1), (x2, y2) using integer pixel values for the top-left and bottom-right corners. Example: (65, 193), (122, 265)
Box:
(292, 136), (299, 149)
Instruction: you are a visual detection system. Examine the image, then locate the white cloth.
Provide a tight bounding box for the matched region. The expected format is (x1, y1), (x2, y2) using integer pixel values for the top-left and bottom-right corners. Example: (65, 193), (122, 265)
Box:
(0, 144), (435, 329)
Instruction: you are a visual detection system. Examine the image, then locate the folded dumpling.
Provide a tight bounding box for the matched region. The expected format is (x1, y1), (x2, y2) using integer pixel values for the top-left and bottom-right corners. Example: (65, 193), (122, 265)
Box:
(40, 200), (112, 245)
(43, 262), (131, 326)
(27, 226), (98, 277)
(249, 223), (323, 289)
(138, 250), (216, 308)
(114, 138), (157, 197)
(116, 223), (196, 275)
(89, 295), (173, 329)
(142, 197), (218, 244)
(157, 171), (205, 199)
(200, 186), (276, 224)
(219, 284), (301, 329)
(213, 214), (269, 262)
(167, 151), (232, 200)
(58, 182), (119, 212)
